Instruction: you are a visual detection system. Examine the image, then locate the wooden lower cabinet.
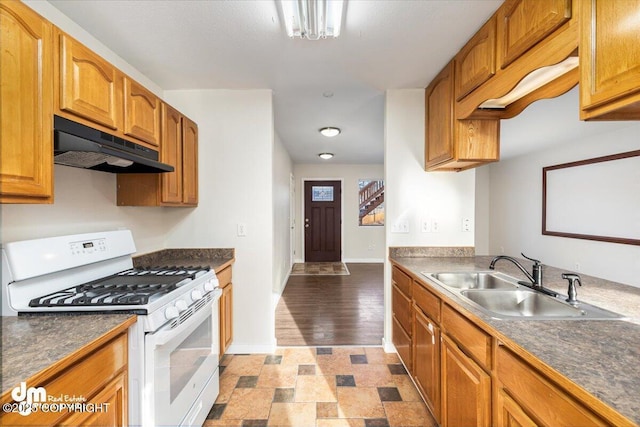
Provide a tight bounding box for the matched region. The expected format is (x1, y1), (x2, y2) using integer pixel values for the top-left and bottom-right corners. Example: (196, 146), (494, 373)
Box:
(217, 265), (233, 356)
(441, 334), (491, 427)
(495, 345), (610, 427)
(390, 263), (635, 427)
(60, 373), (127, 427)
(412, 305), (440, 422)
(495, 388), (538, 427)
(0, 331), (128, 426)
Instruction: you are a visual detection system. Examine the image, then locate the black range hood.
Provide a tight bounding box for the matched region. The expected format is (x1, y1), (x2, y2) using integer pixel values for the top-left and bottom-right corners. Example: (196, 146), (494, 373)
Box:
(53, 115), (174, 174)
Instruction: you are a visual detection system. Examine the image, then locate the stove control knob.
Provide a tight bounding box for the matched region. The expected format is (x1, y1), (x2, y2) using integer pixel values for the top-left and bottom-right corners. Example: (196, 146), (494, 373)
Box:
(175, 300), (188, 312)
(191, 289), (203, 301)
(165, 306), (180, 320)
(204, 280), (215, 292)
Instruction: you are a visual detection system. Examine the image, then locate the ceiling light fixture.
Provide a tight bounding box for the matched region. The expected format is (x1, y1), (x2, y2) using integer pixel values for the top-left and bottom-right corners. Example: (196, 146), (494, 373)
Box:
(281, 0), (345, 40)
(319, 127), (341, 137)
(318, 153), (334, 160)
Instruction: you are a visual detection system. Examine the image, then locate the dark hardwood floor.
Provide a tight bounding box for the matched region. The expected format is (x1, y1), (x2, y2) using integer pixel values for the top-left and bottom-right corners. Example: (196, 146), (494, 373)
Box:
(275, 263), (384, 346)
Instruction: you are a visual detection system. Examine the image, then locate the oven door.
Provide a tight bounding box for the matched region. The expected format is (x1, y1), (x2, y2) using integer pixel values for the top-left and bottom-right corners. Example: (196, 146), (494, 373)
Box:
(144, 291), (221, 427)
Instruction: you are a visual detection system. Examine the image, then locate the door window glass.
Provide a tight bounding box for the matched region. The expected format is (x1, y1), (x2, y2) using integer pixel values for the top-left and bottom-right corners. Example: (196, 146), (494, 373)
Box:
(312, 186), (334, 202)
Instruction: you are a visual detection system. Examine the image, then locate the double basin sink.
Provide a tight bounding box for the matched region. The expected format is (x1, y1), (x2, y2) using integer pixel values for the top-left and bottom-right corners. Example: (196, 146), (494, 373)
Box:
(422, 271), (623, 320)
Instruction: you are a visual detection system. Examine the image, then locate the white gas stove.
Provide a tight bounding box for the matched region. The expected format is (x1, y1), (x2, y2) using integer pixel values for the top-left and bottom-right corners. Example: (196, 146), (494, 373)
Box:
(1, 230), (222, 427)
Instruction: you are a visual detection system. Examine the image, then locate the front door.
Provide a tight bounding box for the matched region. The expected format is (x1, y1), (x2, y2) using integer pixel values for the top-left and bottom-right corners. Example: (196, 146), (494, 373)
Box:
(304, 180), (341, 262)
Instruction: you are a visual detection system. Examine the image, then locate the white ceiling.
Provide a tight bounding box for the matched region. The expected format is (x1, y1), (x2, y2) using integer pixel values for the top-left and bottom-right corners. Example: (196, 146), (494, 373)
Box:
(50, 0), (632, 165)
(48, 0), (504, 164)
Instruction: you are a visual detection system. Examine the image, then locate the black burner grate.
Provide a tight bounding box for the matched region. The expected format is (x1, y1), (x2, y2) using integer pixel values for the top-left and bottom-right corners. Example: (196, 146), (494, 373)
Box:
(29, 266), (210, 307)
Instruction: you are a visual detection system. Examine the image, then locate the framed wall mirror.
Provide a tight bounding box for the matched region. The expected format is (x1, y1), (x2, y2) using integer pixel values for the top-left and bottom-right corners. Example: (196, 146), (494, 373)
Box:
(542, 150), (640, 246)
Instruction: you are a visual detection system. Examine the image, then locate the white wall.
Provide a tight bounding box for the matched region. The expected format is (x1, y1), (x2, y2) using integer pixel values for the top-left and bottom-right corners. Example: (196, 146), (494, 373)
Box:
(273, 133), (293, 297)
(487, 123), (640, 287)
(292, 164), (386, 263)
(163, 89), (277, 353)
(384, 89), (476, 349)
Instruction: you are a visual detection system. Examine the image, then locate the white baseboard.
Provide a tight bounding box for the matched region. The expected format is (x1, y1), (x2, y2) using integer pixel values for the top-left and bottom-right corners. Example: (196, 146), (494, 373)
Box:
(343, 258), (385, 263)
(382, 337), (396, 353)
(293, 258), (384, 263)
(226, 342), (277, 354)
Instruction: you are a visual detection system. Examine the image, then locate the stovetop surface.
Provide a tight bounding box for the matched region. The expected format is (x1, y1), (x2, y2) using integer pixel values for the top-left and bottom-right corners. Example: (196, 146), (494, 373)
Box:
(29, 266), (210, 307)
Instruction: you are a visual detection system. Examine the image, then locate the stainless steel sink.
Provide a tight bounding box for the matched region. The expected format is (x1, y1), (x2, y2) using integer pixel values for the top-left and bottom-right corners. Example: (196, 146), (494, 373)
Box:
(424, 271), (519, 290)
(422, 271), (624, 320)
(460, 289), (623, 320)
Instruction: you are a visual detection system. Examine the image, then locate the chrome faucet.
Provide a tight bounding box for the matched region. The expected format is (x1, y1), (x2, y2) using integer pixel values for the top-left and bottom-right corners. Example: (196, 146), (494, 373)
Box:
(489, 253), (558, 297)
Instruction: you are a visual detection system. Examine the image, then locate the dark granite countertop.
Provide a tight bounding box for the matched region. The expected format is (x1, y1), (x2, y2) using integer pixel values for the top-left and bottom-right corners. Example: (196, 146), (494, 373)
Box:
(133, 248), (235, 273)
(1, 314), (136, 395)
(390, 253), (640, 424)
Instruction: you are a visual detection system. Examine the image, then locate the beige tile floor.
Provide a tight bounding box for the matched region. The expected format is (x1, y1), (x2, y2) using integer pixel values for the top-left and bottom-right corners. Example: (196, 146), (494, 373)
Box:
(203, 347), (437, 427)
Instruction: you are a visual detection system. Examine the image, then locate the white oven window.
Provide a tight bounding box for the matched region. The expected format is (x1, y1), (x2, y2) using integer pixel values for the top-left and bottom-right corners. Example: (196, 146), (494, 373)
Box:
(170, 318), (213, 402)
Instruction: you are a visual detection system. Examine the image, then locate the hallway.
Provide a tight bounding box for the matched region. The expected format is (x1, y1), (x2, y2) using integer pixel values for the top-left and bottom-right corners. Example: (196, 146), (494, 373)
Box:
(275, 263), (384, 346)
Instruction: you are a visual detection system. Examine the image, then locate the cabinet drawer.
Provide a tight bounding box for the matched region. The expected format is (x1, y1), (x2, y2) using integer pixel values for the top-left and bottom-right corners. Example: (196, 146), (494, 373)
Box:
(442, 304), (491, 370)
(392, 284), (412, 336)
(392, 315), (412, 371)
(392, 265), (412, 297)
(496, 345), (608, 426)
(412, 281), (441, 324)
(217, 265), (232, 288)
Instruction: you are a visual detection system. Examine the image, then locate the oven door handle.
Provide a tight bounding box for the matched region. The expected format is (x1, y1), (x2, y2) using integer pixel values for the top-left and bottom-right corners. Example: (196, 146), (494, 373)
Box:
(149, 290), (221, 347)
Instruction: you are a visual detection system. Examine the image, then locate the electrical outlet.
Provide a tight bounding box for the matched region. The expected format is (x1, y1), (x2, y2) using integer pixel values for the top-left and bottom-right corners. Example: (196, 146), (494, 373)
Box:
(462, 218), (471, 232)
(431, 220), (439, 232)
(237, 223), (247, 237)
(391, 220), (410, 233)
(574, 262), (581, 272)
(421, 220), (431, 233)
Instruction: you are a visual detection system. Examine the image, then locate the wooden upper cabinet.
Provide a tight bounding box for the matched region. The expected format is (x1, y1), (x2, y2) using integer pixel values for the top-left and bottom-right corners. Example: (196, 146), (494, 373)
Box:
(161, 103), (183, 204)
(181, 116), (199, 205)
(117, 106), (198, 207)
(425, 62), (455, 168)
(426, 61), (499, 172)
(58, 32), (120, 130)
(124, 77), (161, 146)
(455, 16), (497, 101)
(0, 0), (54, 204)
(498, 0), (572, 69)
(580, 0), (640, 120)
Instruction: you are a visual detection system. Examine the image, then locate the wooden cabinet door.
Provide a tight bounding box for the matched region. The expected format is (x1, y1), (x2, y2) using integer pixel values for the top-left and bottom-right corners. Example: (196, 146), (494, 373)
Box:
(0, 0), (53, 203)
(181, 116), (198, 205)
(123, 77), (161, 147)
(60, 373), (127, 427)
(580, 0), (640, 119)
(220, 283), (233, 355)
(455, 15), (497, 100)
(498, 0), (572, 68)
(59, 33), (119, 129)
(495, 388), (538, 427)
(161, 103), (183, 204)
(413, 307), (440, 423)
(441, 334), (491, 427)
(425, 61), (454, 169)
